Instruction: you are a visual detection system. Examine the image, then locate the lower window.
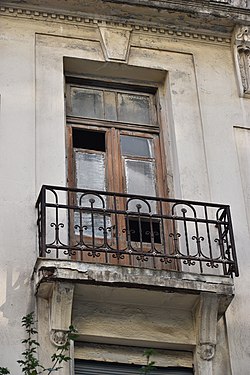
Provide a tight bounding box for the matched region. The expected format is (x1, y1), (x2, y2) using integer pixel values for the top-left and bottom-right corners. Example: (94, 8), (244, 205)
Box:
(75, 360), (193, 375)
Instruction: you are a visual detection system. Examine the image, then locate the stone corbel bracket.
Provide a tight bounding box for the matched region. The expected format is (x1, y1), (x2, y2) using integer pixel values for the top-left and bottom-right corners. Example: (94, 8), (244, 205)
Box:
(49, 282), (74, 347)
(195, 292), (219, 375)
(233, 25), (250, 98)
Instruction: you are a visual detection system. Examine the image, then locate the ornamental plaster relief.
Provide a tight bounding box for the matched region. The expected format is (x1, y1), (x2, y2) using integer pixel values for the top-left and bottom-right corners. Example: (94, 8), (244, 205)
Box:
(199, 343), (216, 361)
(50, 329), (69, 347)
(233, 25), (250, 97)
(99, 25), (132, 62)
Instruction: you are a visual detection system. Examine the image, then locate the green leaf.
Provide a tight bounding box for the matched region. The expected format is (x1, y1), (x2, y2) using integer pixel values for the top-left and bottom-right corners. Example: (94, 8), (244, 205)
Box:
(0, 368), (10, 375)
(143, 349), (155, 358)
(1, 313), (77, 375)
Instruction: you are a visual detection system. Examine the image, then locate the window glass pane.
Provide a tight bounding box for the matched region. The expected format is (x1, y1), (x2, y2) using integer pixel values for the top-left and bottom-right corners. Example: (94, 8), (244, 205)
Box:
(124, 159), (156, 213)
(117, 93), (151, 124)
(74, 152), (107, 236)
(75, 151), (106, 192)
(70, 88), (104, 119)
(121, 135), (154, 157)
(74, 212), (111, 239)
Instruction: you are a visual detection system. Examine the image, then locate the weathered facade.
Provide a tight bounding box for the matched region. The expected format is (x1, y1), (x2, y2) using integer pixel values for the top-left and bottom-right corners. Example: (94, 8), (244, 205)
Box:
(0, 1), (250, 374)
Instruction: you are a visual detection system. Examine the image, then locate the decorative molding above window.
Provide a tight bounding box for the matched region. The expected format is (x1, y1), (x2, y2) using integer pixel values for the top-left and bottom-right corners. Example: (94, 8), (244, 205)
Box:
(0, 5), (231, 45)
(98, 25), (132, 62)
(233, 25), (250, 98)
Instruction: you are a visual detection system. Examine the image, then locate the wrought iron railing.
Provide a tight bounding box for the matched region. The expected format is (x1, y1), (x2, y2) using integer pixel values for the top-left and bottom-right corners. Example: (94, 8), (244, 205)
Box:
(36, 185), (239, 277)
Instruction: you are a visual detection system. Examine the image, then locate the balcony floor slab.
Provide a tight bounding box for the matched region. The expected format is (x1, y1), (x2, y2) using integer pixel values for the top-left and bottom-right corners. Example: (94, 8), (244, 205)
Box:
(33, 258), (234, 316)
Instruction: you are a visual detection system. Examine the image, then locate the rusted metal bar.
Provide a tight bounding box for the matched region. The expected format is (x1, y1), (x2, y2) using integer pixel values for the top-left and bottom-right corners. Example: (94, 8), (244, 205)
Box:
(36, 185), (239, 277)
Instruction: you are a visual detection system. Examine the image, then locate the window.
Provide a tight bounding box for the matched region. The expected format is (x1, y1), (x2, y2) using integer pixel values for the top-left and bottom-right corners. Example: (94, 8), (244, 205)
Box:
(74, 360), (194, 375)
(66, 77), (172, 267)
(66, 78), (164, 197)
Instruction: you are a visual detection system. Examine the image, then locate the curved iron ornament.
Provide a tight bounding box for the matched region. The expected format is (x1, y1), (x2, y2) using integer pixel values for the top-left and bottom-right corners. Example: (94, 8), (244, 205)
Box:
(36, 185), (239, 276)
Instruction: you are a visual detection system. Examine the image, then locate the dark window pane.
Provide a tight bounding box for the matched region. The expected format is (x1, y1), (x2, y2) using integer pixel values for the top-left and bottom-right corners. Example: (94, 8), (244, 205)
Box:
(121, 135), (153, 157)
(75, 359), (194, 375)
(128, 218), (161, 244)
(73, 129), (106, 152)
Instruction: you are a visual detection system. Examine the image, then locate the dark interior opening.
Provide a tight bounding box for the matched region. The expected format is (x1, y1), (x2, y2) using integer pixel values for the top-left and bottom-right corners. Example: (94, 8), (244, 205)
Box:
(128, 218), (161, 244)
(75, 359), (194, 374)
(73, 128), (106, 152)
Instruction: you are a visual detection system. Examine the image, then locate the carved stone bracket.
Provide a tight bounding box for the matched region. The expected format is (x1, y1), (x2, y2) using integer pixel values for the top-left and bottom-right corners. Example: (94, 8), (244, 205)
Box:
(194, 293), (218, 374)
(49, 282), (74, 347)
(233, 25), (250, 97)
(197, 293), (218, 360)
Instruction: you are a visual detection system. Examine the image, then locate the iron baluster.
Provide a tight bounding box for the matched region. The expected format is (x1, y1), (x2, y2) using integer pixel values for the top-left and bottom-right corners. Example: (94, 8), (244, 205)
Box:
(113, 194), (120, 258)
(159, 200), (166, 256)
(192, 208), (204, 274)
(216, 208), (227, 275)
(181, 208), (191, 263)
(225, 206), (239, 277)
(204, 205), (213, 267)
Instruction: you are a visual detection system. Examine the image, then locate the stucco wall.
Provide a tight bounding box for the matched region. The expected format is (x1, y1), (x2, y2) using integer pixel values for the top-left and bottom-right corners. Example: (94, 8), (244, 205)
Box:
(0, 9), (249, 374)
(0, 17), (36, 374)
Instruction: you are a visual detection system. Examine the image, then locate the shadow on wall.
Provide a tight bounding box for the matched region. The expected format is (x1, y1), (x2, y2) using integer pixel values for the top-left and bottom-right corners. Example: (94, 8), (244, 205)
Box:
(0, 263), (34, 333)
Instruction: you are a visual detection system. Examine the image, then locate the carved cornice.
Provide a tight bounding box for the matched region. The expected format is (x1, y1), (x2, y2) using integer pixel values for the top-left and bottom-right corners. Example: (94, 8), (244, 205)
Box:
(0, 5), (232, 45)
(235, 25), (250, 48)
(104, 0), (249, 13)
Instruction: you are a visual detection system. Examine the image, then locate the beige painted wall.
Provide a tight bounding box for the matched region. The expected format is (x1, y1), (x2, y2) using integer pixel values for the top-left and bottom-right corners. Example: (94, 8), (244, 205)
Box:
(0, 11), (249, 374)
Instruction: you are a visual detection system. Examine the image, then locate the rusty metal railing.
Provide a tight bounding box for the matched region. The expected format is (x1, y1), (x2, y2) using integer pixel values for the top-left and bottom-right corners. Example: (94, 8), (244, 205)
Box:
(36, 185), (239, 277)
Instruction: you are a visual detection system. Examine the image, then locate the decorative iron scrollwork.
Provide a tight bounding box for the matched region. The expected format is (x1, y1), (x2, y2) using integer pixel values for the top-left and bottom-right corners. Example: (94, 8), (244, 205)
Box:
(36, 185), (239, 276)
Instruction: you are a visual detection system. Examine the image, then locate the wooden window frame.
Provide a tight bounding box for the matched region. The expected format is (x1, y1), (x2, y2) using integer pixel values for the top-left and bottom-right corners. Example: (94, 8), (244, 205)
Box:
(65, 78), (174, 269)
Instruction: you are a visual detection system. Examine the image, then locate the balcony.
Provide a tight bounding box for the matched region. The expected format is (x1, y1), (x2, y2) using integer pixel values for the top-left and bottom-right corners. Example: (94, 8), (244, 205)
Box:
(34, 185), (237, 355)
(36, 185), (238, 277)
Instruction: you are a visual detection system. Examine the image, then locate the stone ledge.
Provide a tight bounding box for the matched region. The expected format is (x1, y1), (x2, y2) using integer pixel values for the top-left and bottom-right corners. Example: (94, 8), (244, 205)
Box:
(33, 258), (234, 297)
(33, 258), (235, 319)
